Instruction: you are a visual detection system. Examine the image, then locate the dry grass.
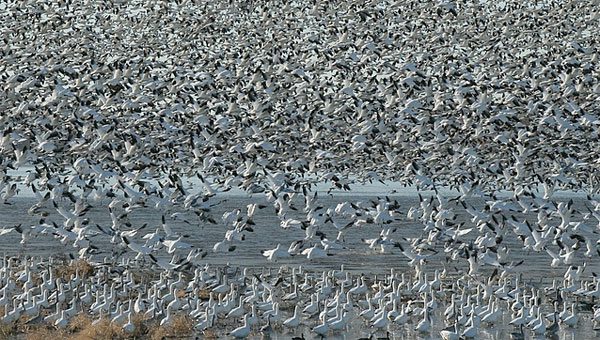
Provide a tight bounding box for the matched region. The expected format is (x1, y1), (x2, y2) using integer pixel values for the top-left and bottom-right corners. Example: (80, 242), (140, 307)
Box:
(202, 328), (218, 339)
(11, 312), (164, 340)
(0, 314), (193, 340)
(1, 309), (193, 340)
(12, 314), (69, 340)
(73, 318), (125, 340)
(0, 323), (15, 340)
(198, 288), (210, 300)
(67, 314), (93, 334)
(130, 268), (161, 286)
(53, 259), (95, 281)
(148, 314), (194, 340)
(23, 325), (69, 340)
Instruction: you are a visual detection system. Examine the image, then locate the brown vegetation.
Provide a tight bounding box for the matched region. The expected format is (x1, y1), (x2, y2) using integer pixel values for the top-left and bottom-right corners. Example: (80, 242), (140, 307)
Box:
(148, 314), (194, 340)
(0, 311), (195, 340)
(53, 259), (95, 281)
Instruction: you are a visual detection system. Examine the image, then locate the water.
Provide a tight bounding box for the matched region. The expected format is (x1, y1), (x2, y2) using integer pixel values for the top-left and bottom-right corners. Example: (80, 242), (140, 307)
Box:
(1, 194), (597, 277)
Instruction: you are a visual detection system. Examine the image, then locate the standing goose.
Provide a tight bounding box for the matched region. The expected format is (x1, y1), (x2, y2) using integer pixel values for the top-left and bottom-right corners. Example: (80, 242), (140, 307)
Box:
(228, 313), (251, 338)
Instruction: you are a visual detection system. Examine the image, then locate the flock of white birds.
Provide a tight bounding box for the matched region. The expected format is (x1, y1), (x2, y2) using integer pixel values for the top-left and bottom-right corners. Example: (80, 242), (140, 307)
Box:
(1, 0), (600, 338)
